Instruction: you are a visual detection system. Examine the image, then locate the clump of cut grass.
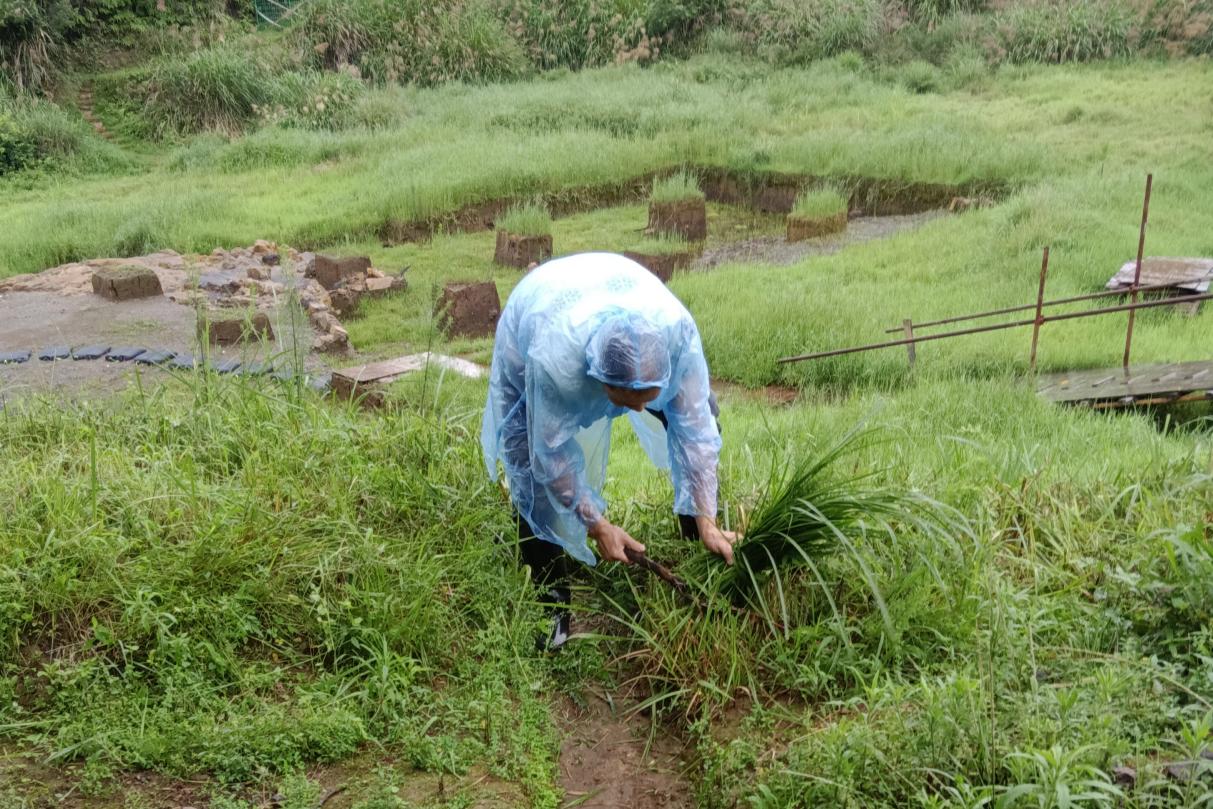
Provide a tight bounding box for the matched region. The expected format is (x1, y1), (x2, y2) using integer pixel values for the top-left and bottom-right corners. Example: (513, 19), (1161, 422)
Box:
(650, 170), (704, 204)
(694, 426), (959, 611)
(627, 234), (691, 255)
(792, 186), (848, 219)
(497, 200), (552, 236)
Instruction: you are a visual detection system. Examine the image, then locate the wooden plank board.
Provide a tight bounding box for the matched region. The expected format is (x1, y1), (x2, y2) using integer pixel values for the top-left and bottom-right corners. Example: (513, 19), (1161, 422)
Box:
(1037, 359), (1213, 405)
(331, 352), (486, 403)
(1105, 257), (1213, 293)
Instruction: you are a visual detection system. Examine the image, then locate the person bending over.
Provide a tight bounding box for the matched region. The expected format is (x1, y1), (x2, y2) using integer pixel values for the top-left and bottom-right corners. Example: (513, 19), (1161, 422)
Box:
(481, 252), (735, 649)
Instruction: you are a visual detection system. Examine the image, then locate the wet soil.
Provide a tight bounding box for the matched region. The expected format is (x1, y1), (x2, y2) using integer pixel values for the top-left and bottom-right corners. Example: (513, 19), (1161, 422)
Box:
(0, 251), (325, 403)
(557, 692), (693, 809)
(0, 289), (316, 402)
(694, 210), (947, 271)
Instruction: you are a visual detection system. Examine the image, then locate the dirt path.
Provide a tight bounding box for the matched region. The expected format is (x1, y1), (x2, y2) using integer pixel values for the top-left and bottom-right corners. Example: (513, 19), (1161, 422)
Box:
(557, 693), (693, 809)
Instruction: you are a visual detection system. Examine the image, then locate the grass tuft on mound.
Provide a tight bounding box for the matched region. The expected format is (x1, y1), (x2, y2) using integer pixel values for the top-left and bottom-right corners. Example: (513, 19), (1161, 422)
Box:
(650, 170), (705, 204)
(497, 200), (552, 236)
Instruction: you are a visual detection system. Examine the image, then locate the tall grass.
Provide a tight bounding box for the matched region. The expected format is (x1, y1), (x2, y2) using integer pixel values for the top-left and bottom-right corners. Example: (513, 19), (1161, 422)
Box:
(792, 185), (848, 218)
(0, 0), (72, 93)
(651, 169), (705, 203)
(497, 200), (552, 235)
(0, 94), (130, 177)
(295, 0), (529, 87)
(0, 377), (559, 798)
(994, 0), (1135, 63)
(142, 46), (271, 136)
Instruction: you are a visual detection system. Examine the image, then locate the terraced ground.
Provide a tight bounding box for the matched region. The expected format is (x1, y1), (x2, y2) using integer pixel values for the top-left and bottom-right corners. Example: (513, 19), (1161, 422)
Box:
(0, 51), (1211, 808)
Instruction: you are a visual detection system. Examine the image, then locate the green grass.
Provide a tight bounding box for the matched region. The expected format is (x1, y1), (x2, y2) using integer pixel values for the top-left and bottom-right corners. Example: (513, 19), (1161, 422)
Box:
(3, 45), (1213, 809)
(626, 234), (692, 255)
(791, 185), (848, 219)
(650, 169), (705, 204)
(496, 201), (552, 236)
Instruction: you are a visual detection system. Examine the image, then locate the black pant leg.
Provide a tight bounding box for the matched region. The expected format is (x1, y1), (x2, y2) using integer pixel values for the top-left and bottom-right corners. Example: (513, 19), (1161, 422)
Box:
(517, 514), (573, 598)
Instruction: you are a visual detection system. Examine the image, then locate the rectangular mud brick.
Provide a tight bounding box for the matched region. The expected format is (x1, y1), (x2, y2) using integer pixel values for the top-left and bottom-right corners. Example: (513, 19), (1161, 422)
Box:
(211, 358), (242, 374)
(106, 347), (147, 362)
(436, 281), (501, 338)
(200, 311), (275, 345)
(71, 345), (111, 360)
(134, 349), (176, 365)
(38, 346), (71, 361)
(313, 255), (372, 290)
(0, 350), (31, 364)
(91, 265), (164, 301)
(494, 231), (553, 269)
(168, 353), (197, 370)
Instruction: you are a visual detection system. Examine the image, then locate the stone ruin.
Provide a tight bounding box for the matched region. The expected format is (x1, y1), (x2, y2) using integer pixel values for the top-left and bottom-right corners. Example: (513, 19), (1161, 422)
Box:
(0, 240), (408, 358)
(436, 281), (501, 338)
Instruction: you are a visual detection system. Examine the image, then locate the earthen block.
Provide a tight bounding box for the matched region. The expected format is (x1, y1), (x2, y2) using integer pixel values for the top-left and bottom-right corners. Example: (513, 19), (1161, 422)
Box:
(622, 251), (693, 284)
(329, 288), (361, 318)
(91, 265), (163, 301)
(753, 184), (799, 214)
(786, 212), (847, 242)
(436, 282), (501, 338)
(199, 311), (275, 345)
(647, 199), (707, 241)
(314, 255), (372, 290)
(494, 231), (552, 269)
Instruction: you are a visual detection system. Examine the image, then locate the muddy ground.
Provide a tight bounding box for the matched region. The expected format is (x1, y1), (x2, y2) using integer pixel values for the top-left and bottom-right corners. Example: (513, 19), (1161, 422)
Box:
(695, 210), (947, 270)
(557, 692), (693, 809)
(0, 248), (329, 403)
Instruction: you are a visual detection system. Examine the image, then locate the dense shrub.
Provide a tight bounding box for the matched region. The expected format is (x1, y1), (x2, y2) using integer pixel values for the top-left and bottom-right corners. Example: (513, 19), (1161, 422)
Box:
(0, 108), (38, 173)
(296, 0), (528, 86)
(0, 94), (125, 175)
(730, 0), (893, 64)
(142, 45), (271, 135)
(498, 0), (652, 69)
(1135, 0), (1213, 55)
(0, 0), (74, 93)
(260, 70), (366, 130)
(903, 0), (986, 24)
(993, 0), (1134, 62)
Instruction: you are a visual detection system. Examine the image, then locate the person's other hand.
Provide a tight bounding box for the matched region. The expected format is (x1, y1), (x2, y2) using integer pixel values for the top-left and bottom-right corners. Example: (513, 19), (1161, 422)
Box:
(700, 523), (738, 566)
(589, 520), (645, 563)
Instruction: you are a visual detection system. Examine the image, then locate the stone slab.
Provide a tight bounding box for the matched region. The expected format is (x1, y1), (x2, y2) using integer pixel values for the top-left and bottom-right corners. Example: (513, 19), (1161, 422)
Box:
(168, 353), (197, 370)
(72, 345), (111, 360)
(134, 349), (176, 365)
(0, 350), (31, 364)
(212, 358), (242, 374)
(106, 347), (147, 362)
(38, 346), (71, 361)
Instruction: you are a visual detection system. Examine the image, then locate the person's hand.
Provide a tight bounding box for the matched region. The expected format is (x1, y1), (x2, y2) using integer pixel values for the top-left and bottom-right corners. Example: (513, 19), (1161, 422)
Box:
(588, 519), (646, 564)
(698, 518), (738, 566)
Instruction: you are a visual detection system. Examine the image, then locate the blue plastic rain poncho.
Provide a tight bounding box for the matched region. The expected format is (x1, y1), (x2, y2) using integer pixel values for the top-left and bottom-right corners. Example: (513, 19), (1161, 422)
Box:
(481, 252), (721, 565)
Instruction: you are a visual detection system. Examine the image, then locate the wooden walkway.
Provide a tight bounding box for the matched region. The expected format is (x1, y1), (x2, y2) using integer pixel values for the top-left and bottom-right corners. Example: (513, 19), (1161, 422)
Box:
(1037, 359), (1213, 408)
